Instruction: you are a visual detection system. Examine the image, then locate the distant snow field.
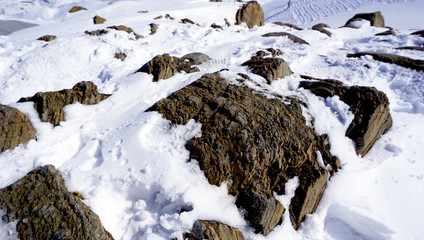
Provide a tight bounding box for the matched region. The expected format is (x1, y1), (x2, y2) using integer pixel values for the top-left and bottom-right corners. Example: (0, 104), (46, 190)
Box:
(0, 0), (423, 240)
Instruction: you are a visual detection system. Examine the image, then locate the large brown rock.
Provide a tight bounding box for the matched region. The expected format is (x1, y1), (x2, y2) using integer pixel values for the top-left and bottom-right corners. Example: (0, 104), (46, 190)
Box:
(18, 81), (110, 126)
(184, 220), (245, 240)
(345, 11), (385, 28)
(299, 77), (393, 157)
(262, 32), (309, 45)
(148, 73), (339, 234)
(347, 52), (424, 71)
(0, 105), (36, 153)
(0, 165), (114, 240)
(235, 1), (264, 29)
(242, 51), (292, 83)
(136, 54), (199, 81)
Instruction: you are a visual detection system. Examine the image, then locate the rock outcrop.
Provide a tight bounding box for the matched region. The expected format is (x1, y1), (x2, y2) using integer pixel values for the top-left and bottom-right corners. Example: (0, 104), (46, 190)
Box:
(312, 23), (332, 37)
(37, 35), (57, 42)
(93, 15), (106, 24)
(107, 25), (143, 39)
(69, 6), (87, 13)
(262, 32), (309, 45)
(184, 220), (245, 240)
(299, 77), (393, 156)
(235, 1), (264, 29)
(148, 73), (339, 234)
(0, 105), (36, 153)
(345, 11), (385, 28)
(18, 81), (110, 126)
(136, 54), (200, 81)
(347, 52), (424, 71)
(242, 50), (292, 83)
(0, 165), (114, 240)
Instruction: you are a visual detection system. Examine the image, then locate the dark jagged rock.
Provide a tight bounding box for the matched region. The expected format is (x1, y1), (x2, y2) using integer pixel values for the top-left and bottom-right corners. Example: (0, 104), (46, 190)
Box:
(181, 18), (195, 24)
(115, 52), (127, 61)
(312, 23), (332, 37)
(211, 23), (223, 30)
(273, 22), (303, 30)
(149, 23), (158, 35)
(18, 81), (110, 126)
(299, 77), (393, 156)
(345, 11), (385, 28)
(0, 165), (114, 240)
(242, 54), (292, 83)
(147, 73), (339, 234)
(182, 52), (211, 65)
(375, 29), (396, 36)
(0, 105), (36, 153)
(411, 29), (424, 37)
(136, 54), (200, 81)
(396, 46), (424, 51)
(347, 52), (424, 71)
(262, 32), (309, 45)
(107, 25), (143, 39)
(93, 15), (106, 24)
(85, 29), (109, 36)
(235, 1), (264, 29)
(184, 220), (245, 240)
(69, 6), (87, 13)
(165, 14), (175, 20)
(37, 35), (56, 42)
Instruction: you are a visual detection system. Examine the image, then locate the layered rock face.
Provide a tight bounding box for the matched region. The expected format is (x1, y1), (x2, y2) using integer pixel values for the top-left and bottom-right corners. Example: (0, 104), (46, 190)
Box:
(300, 78), (393, 156)
(0, 165), (114, 240)
(19, 81), (110, 126)
(184, 220), (245, 240)
(235, 1), (264, 29)
(0, 104), (36, 153)
(148, 73), (339, 234)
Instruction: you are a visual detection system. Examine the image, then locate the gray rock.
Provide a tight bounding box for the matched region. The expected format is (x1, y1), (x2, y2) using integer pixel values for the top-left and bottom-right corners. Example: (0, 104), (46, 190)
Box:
(182, 52), (211, 65)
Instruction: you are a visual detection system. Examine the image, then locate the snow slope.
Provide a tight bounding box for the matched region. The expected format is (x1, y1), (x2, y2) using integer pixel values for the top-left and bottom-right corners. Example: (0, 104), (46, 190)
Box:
(0, 0), (423, 239)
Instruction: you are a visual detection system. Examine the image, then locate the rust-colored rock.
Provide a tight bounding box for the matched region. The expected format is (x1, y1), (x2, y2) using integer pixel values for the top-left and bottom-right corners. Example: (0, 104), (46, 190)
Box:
(299, 77), (393, 156)
(148, 73), (339, 234)
(235, 1), (264, 29)
(69, 6), (87, 13)
(0, 104), (36, 153)
(0, 165), (114, 240)
(242, 50), (292, 83)
(93, 15), (106, 24)
(37, 35), (56, 42)
(18, 81), (110, 126)
(345, 11), (385, 28)
(262, 32), (309, 44)
(136, 54), (199, 81)
(347, 52), (424, 71)
(184, 220), (245, 240)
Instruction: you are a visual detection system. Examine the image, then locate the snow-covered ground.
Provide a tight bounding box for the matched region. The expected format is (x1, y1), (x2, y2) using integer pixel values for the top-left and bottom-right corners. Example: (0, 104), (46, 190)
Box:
(0, 0), (423, 239)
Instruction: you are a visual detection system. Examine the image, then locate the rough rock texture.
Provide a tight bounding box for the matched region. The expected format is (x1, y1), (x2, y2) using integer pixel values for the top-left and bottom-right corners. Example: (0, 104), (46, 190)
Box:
(69, 6), (87, 13)
(345, 11), (385, 28)
(107, 25), (143, 39)
(37, 35), (57, 42)
(0, 105), (36, 153)
(235, 1), (264, 29)
(411, 30), (424, 37)
(299, 77), (393, 156)
(375, 29), (396, 36)
(136, 54), (200, 81)
(148, 73), (339, 234)
(242, 52), (292, 83)
(93, 15), (106, 24)
(262, 32), (309, 45)
(85, 29), (109, 36)
(149, 23), (158, 35)
(396, 46), (424, 51)
(273, 22), (303, 30)
(182, 52), (211, 65)
(184, 220), (245, 240)
(0, 165), (114, 240)
(312, 23), (332, 37)
(347, 52), (424, 71)
(18, 81), (110, 126)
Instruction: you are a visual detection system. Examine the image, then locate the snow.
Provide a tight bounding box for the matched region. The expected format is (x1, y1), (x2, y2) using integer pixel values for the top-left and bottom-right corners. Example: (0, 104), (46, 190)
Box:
(0, 0), (423, 239)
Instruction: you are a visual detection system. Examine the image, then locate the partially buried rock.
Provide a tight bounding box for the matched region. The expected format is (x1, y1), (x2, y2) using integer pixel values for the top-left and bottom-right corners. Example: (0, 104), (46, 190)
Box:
(0, 165), (114, 240)
(411, 29), (424, 37)
(273, 22), (303, 30)
(312, 23), (332, 37)
(262, 32), (309, 44)
(299, 77), (393, 156)
(85, 29), (109, 36)
(136, 54), (199, 81)
(182, 52), (211, 65)
(93, 15), (106, 24)
(345, 11), (385, 28)
(235, 1), (264, 29)
(211, 23), (223, 30)
(0, 104), (36, 153)
(184, 220), (245, 240)
(37, 35), (56, 42)
(347, 52), (424, 71)
(181, 18), (195, 24)
(107, 25), (143, 39)
(69, 6), (87, 13)
(242, 53), (292, 83)
(375, 29), (396, 36)
(18, 81), (110, 126)
(396, 46), (424, 51)
(148, 72), (339, 234)
(115, 52), (127, 61)
(149, 23), (158, 35)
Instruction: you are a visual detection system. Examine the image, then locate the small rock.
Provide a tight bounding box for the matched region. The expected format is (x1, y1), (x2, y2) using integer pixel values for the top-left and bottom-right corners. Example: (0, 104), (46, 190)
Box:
(107, 25), (143, 39)
(235, 1), (264, 29)
(149, 23), (158, 35)
(181, 18), (195, 24)
(411, 29), (424, 37)
(165, 14), (175, 20)
(262, 32), (309, 44)
(224, 18), (231, 26)
(242, 56), (292, 83)
(115, 52), (127, 61)
(69, 6), (87, 13)
(37, 35), (56, 42)
(184, 220), (245, 240)
(211, 23), (223, 30)
(154, 15), (163, 20)
(93, 15), (106, 24)
(395, 46), (424, 51)
(273, 22), (303, 30)
(209, 0), (222, 2)
(347, 52), (424, 71)
(312, 23), (332, 37)
(138, 10), (148, 13)
(345, 11), (385, 28)
(85, 29), (109, 36)
(182, 52), (211, 65)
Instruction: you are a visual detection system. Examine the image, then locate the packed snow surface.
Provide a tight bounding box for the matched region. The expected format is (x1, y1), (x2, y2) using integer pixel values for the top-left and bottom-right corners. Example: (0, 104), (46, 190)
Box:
(0, 0), (423, 239)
